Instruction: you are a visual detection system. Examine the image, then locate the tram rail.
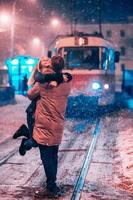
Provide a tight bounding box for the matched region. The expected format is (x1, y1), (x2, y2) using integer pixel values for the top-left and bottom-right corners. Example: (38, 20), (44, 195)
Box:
(71, 117), (101, 200)
(0, 117), (102, 200)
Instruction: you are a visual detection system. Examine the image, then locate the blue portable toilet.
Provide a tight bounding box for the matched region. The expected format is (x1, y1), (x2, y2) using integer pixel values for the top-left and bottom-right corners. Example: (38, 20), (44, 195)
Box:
(6, 55), (39, 93)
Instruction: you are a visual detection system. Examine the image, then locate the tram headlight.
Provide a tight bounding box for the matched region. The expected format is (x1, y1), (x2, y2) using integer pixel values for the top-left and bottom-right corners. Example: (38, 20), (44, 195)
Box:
(104, 83), (109, 90)
(92, 82), (101, 90)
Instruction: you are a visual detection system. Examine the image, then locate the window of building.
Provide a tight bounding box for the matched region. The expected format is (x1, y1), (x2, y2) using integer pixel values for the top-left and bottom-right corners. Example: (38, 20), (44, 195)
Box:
(120, 47), (126, 56)
(106, 30), (112, 37)
(120, 30), (125, 37)
(121, 64), (125, 71)
(93, 31), (99, 35)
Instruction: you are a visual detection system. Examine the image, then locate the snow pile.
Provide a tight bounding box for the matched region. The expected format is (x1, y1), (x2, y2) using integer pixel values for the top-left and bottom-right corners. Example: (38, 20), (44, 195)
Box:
(116, 111), (133, 192)
(0, 95), (29, 143)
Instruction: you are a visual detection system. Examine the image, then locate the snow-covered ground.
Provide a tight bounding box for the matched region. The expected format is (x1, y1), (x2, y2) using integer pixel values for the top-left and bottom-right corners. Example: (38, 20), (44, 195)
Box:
(0, 95), (29, 143)
(0, 94), (133, 199)
(114, 110), (133, 192)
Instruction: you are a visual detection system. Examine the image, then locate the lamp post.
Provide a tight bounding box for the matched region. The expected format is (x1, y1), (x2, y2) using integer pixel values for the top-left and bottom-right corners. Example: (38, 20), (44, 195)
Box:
(0, 3), (16, 58)
(10, 0), (37, 57)
(31, 37), (45, 56)
(46, 18), (61, 55)
(10, 0), (17, 57)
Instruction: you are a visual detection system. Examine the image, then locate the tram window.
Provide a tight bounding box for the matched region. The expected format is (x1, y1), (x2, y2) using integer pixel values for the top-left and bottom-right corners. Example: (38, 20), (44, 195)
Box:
(101, 48), (109, 70)
(65, 48), (83, 68)
(101, 48), (115, 71)
(109, 50), (115, 71)
(120, 47), (126, 56)
(120, 30), (125, 37)
(64, 47), (99, 69)
(106, 30), (112, 38)
(83, 48), (99, 69)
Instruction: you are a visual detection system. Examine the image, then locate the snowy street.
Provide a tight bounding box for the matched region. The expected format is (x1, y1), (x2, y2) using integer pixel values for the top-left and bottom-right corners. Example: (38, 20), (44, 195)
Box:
(0, 95), (132, 199)
(0, 0), (132, 199)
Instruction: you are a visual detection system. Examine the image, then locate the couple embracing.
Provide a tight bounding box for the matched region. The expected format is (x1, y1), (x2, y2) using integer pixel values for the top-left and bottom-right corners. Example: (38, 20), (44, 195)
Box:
(13, 56), (72, 198)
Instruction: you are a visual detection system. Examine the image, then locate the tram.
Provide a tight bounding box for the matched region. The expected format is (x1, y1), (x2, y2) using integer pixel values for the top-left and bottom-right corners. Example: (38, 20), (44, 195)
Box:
(48, 33), (120, 117)
(0, 65), (15, 103)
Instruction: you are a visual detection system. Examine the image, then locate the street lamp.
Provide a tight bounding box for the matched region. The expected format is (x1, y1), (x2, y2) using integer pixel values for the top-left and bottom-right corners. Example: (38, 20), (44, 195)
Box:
(51, 18), (60, 28)
(10, 0), (17, 58)
(10, 0), (37, 57)
(32, 37), (41, 45)
(0, 13), (11, 26)
(31, 37), (45, 56)
(0, 3), (16, 58)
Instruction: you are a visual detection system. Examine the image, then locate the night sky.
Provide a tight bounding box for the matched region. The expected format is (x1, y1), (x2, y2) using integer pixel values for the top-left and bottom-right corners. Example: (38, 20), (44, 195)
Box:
(0, 0), (133, 24)
(41, 0), (133, 23)
(0, 0), (132, 59)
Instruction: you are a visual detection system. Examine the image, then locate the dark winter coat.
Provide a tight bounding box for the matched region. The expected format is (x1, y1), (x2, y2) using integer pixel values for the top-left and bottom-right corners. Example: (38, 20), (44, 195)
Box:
(26, 71), (72, 115)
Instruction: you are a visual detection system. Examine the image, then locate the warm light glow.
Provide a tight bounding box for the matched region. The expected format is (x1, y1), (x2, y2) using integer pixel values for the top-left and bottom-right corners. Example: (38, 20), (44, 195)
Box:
(29, 0), (37, 2)
(32, 37), (41, 44)
(0, 13), (11, 25)
(51, 18), (60, 27)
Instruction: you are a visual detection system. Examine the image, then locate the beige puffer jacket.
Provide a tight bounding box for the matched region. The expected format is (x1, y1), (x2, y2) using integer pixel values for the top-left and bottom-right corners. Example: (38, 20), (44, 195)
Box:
(28, 82), (71, 146)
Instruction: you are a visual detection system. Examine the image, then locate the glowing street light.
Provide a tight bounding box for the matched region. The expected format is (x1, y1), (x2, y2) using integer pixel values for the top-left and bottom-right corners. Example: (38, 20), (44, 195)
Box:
(51, 18), (60, 27)
(28, 0), (37, 2)
(11, 0), (37, 57)
(30, 37), (45, 56)
(10, 0), (17, 57)
(0, 12), (14, 56)
(32, 37), (41, 45)
(0, 13), (11, 26)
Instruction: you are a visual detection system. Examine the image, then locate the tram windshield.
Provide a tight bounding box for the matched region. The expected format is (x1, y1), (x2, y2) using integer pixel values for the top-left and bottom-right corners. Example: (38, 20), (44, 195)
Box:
(60, 47), (115, 70)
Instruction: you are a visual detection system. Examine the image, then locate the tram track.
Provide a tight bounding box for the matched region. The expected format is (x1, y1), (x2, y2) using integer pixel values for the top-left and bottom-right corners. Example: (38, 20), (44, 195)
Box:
(0, 116), (95, 166)
(0, 137), (20, 166)
(0, 124), (89, 167)
(0, 147), (18, 166)
(0, 117), (102, 200)
(17, 117), (102, 199)
(0, 111), (132, 200)
(23, 120), (95, 188)
(70, 117), (101, 200)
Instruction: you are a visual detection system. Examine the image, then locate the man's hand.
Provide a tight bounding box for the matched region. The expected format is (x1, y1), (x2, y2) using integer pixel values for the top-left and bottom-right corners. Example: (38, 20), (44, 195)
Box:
(49, 81), (58, 88)
(63, 74), (69, 82)
(63, 73), (73, 82)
